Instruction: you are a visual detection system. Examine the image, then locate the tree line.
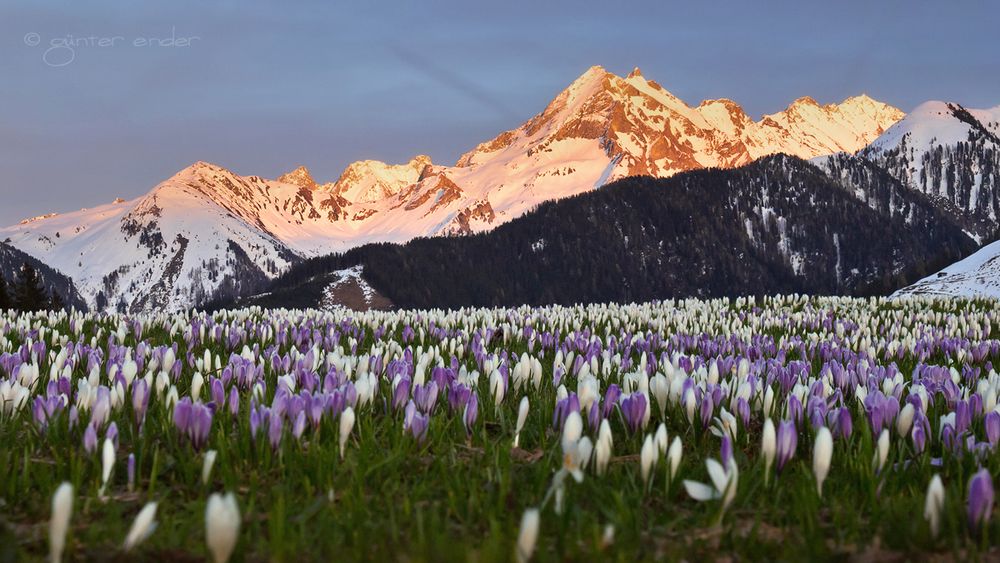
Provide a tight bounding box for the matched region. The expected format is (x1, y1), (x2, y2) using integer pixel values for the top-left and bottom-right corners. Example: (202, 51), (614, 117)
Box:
(1, 262), (67, 312)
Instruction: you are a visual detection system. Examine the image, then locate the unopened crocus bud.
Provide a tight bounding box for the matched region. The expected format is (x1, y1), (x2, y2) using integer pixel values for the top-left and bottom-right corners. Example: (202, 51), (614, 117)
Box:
(924, 474), (944, 538)
(813, 427), (832, 497)
(640, 434), (656, 485)
(202, 450), (218, 485)
(514, 396), (529, 448)
(127, 453), (136, 491)
(762, 419), (776, 484)
(205, 492), (240, 563)
(123, 501), (158, 551)
(339, 407), (355, 459)
(515, 508), (540, 563)
(666, 436), (682, 482)
(968, 468), (994, 530)
(49, 482), (74, 562)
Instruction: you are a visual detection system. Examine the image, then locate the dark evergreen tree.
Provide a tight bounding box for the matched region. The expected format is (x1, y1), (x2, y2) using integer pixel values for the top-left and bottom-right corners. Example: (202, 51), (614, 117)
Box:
(0, 277), (10, 310)
(14, 262), (48, 312)
(49, 289), (66, 311)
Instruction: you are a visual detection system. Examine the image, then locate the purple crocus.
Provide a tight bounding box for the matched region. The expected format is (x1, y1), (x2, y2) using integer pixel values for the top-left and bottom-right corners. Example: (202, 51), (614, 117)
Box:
(228, 387), (240, 416)
(131, 379), (149, 424)
(268, 410), (284, 450)
(720, 435), (733, 470)
(127, 453), (136, 491)
(414, 382), (439, 414)
(775, 420), (797, 472)
(409, 412), (430, 443)
(106, 422), (119, 449)
(173, 398), (214, 449)
(602, 385), (621, 419)
(968, 468), (994, 529)
(463, 392), (478, 435)
(292, 410), (307, 440)
(552, 394), (580, 431)
(986, 411), (1000, 447)
(699, 393), (715, 428)
(620, 393), (647, 434)
(392, 377), (412, 411)
(911, 418), (927, 454)
(83, 422), (98, 454)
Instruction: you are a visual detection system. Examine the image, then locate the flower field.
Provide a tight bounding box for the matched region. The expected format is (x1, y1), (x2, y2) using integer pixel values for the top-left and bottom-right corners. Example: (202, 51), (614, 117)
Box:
(3, 296), (1000, 560)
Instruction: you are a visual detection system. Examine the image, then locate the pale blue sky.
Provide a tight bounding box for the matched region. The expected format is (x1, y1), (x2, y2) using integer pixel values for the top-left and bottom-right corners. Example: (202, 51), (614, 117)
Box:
(1, 0), (997, 224)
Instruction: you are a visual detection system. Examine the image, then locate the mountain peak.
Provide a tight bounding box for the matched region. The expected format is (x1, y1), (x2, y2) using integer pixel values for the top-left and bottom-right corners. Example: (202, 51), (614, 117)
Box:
(627, 66), (643, 79)
(277, 165), (320, 190)
(789, 96), (820, 109)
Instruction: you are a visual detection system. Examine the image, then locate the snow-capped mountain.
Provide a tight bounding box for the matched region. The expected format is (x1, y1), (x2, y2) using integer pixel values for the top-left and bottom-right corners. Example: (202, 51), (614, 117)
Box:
(894, 238), (1000, 298)
(859, 101), (1000, 241)
(457, 66), (901, 178)
(1, 66), (906, 312)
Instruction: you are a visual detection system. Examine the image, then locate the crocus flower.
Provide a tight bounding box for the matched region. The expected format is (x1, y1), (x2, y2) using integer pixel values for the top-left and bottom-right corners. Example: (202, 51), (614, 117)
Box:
(409, 412), (430, 443)
(620, 393), (647, 434)
(123, 501), (158, 551)
(127, 453), (136, 491)
(813, 427), (832, 497)
(49, 482), (73, 563)
(924, 474), (944, 538)
(762, 419), (776, 484)
(99, 437), (115, 498)
(83, 423), (98, 454)
(986, 411), (1000, 447)
(339, 407), (355, 459)
(896, 403), (914, 438)
(967, 468), (994, 530)
(202, 450), (218, 485)
(874, 429), (889, 474)
(131, 379), (149, 424)
(666, 436), (682, 482)
(595, 420), (612, 476)
(515, 508), (540, 563)
(205, 492), (240, 563)
(775, 420), (797, 473)
(514, 396), (529, 448)
(654, 423), (668, 455)
(640, 434), (656, 485)
(463, 392), (479, 435)
(683, 456), (739, 517)
(720, 436), (733, 470)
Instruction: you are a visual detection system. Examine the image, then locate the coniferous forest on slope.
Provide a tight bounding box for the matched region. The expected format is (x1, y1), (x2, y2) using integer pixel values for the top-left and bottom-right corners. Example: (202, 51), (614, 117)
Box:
(238, 155), (978, 310)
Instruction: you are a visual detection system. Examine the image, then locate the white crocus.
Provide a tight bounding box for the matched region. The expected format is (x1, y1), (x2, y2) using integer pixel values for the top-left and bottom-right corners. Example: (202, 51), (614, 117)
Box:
(561, 411), (583, 454)
(514, 397), (529, 448)
(654, 423), (668, 455)
(202, 450), (218, 485)
(191, 371), (204, 400)
(813, 427), (833, 496)
(99, 438), (115, 498)
(339, 407), (356, 459)
(896, 403), (915, 438)
(205, 492), (241, 563)
(683, 457), (739, 515)
(123, 501), (158, 551)
(874, 429), (890, 473)
(640, 434), (657, 485)
(515, 508), (540, 563)
(924, 474), (945, 538)
(666, 436), (682, 482)
(50, 482), (74, 563)
(761, 418), (776, 484)
(595, 419), (613, 476)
